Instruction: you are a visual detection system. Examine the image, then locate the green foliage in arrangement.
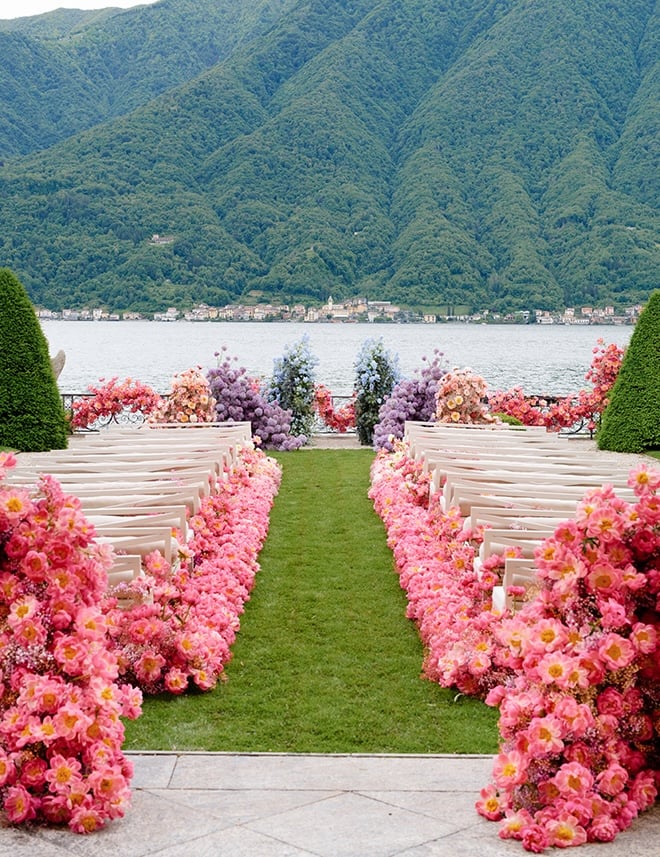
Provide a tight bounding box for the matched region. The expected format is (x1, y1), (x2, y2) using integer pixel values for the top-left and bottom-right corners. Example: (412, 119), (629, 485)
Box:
(597, 290), (660, 454)
(0, 269), (68, 451)
(0, 0), (657, 313)
(124, 450), (499, 753)
(493, 413), (524, 427)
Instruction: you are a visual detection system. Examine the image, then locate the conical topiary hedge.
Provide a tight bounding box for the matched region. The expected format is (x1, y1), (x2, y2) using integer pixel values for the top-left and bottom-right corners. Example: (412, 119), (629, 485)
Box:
(597, 290), (660, 454)
(0, 268), (68, 451)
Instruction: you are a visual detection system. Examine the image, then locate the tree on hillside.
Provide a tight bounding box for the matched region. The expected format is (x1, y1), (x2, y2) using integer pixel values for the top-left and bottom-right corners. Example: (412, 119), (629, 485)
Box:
(0, 268), (68, 451)
(597, 290), (660, 454)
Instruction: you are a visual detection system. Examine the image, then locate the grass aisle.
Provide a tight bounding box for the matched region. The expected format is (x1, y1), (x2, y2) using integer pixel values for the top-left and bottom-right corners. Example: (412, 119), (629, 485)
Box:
(124, 449), (499, 753)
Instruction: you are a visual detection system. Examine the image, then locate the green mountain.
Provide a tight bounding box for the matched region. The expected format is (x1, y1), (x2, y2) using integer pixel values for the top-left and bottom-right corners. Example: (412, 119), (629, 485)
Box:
(0, 0), (657, 314)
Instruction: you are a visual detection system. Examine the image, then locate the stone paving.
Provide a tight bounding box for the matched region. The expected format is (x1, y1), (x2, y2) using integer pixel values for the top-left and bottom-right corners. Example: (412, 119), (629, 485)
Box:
(1, 753), (658, 856)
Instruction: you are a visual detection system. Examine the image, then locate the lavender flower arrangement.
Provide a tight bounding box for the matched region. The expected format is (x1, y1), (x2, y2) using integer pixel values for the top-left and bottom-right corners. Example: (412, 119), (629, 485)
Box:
(353, 338), (400, 446)
(373, 350), (446, 451)
(207, 348), (307, 450)
(267, 336), (318, 437)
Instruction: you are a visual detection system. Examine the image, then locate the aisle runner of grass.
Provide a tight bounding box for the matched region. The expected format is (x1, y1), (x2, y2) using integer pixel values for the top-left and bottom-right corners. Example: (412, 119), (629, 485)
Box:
(124, 449), (498, 753)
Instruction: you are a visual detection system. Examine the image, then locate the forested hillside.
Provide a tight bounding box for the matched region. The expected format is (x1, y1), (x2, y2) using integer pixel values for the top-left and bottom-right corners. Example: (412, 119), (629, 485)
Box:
(0, 0), (657, 314)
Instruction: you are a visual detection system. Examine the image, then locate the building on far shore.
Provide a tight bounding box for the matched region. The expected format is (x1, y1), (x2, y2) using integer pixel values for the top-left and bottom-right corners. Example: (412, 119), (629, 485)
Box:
(35, 298), (642, 325)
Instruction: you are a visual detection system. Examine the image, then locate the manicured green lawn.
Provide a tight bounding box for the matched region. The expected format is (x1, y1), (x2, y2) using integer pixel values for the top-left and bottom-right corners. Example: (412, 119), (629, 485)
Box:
(123, 449), (499, 753)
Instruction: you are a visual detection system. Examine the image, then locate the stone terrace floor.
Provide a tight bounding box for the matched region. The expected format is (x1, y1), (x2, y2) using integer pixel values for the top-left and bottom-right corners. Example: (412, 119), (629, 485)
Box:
(2, 753), (659, 856)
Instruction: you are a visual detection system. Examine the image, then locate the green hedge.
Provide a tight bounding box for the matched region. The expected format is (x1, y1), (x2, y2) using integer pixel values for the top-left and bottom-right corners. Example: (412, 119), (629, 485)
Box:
(0, 268), (68, 452)
(597, 290), (660, 454)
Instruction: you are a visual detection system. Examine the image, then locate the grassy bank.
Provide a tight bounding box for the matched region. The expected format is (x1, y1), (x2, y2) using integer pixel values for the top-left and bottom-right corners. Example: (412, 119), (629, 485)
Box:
(124, 449), (499, 753)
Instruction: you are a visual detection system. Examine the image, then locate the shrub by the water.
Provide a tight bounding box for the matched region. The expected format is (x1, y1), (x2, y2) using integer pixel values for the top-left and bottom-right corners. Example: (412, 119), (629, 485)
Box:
(0, 268), (68, 451)
(598, 290), (660, 453)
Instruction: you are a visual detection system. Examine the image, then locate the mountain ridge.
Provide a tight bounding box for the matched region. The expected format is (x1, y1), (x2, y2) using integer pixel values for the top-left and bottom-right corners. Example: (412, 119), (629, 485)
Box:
(0, 0), (657, 314)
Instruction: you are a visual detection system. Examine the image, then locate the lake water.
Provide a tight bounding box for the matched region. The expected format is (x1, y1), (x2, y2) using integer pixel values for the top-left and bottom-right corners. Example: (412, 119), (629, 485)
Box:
(41, 320), (632, 397)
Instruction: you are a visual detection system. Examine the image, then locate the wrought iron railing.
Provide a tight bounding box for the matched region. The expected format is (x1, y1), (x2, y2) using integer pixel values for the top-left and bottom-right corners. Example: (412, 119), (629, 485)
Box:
(61, 393), (150, 430)
(62, 393), (590, 436)
(61, 393), (358, 434)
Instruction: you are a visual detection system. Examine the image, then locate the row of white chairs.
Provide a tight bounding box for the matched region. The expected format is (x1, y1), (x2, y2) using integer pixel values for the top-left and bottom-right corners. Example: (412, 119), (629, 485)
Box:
(10, 422), (253, 595)
(404, 421), (651, 611)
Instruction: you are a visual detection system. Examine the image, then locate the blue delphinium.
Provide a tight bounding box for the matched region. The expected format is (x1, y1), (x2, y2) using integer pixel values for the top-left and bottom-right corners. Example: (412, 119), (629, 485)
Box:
(267, 336), (318, 438)
(373, 350), (446, 451)
(353, 338), (400, 446)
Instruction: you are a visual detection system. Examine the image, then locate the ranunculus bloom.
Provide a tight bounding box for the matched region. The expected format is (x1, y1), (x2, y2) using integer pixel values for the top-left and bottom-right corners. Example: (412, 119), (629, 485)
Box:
(589, 815), (619, 842)
(521, 823), (550, 853)
(4, 783), (38, 823)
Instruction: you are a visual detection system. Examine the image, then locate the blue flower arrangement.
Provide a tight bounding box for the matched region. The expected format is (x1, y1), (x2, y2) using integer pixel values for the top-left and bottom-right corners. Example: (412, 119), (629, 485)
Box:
(267, 336), (318, 438)
(353, 338), (400, 446)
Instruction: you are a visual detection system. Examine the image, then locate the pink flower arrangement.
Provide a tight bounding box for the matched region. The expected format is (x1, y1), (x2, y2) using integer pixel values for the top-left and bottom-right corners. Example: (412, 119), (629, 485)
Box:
(489, 339), (625, 434)
(370, 444), (659, 851)
(313, 384), (356, 432)
(0, 452), (141, 833)
(71, 377), (162, 430)
(369, 443), (508, 698)
(104, 448), (281, 694)
(149, 367), (216, 424)
(435, 368), (496, 424)
(479, 467), (659, 850)
(486, 387), (548, 426)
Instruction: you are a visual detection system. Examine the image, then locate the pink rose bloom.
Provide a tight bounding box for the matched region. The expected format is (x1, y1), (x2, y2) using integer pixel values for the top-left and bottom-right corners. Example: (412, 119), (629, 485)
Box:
(69, 803), (105, 834)
(629, 770), (657, 811)
(53, 634), (90, 675)
(135, 651), (166, 684)
(546, 813), (588, 848)
(614, 795), (639, 830)
(529, 619), (568, 652)
(598, 597), (629, 629)
(630, 622), (657, 654)
(0, 749), (17, 787)
(499, 808), (533, 840)
(598, 633), (636, 670)
(552, 697), (594, 737)
(20, 757), (48, 789)
(526, 715), (565, 756)
(164, 667), (189, 694)
(475, 784), (506, 821)
(492, 750), (528, 788)
(40, 794), (70, 825)
(521, 823), (550, 853)
(553, 762), (594, 797)
(21, 549), (49, 582)
(596, 764), (629, 797)
(4, 783), (38, 824)
(588, 815), (619, 842)
(596, 687), (625, 717)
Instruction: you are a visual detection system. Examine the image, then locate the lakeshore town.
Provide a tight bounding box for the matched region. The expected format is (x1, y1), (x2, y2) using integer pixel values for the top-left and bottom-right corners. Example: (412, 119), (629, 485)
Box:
(35, 295), (643, 325)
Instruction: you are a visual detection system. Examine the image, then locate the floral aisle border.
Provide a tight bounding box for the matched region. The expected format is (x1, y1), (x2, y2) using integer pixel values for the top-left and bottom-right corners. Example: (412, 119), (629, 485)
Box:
(369, 445), (659, 853)
(0, 452), (142, 833)
(0, 447), (281, 834)
(104, 448), (281, 694)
